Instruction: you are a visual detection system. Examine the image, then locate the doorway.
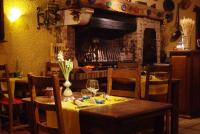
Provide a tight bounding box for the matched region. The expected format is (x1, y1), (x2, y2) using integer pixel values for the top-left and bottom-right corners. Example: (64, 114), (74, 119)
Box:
(143, 28), (157, 65)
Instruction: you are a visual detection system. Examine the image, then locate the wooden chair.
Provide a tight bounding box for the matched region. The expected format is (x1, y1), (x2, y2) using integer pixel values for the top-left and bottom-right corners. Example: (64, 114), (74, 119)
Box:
(45, 62), (60, 76)
(144, 63), (172, 134)
(28, 74), (65, 134)
(144, 63), (172, 101)
(0, 64), (28, 134)
(117, 62), (139, 69)
(107, 67), (141, 98)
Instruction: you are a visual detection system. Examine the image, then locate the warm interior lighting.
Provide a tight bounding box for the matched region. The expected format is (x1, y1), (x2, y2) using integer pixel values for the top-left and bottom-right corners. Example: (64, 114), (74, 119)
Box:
(8, 8), (22, 22)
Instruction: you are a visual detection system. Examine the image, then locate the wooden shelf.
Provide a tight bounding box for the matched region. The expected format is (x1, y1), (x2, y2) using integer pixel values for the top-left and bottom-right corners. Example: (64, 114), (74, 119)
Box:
(63, 0), (164, 20)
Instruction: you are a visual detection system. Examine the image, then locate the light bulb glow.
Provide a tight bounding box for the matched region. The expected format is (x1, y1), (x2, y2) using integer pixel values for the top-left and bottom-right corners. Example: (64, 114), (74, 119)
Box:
(8, 8), (22, 22)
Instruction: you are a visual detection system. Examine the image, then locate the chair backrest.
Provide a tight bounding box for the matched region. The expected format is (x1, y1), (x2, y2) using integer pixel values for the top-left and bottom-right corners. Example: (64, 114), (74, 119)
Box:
(117, 62), (139, 69)
(28, 74), (65, 134)
(0, 64), (13, 102)
(45, 62), (60, 76)
(144, 63), (172, 102)
(0, 64), (9, 77)
(107, 67), (141, 98)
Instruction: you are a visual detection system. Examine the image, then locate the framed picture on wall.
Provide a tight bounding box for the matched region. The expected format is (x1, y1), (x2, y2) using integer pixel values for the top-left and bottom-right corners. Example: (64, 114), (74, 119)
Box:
(0, 0), (5, 41)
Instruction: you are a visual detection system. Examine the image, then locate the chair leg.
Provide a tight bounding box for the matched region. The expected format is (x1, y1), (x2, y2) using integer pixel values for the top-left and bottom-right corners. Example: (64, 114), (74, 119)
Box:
(0, 104), (2, 133)
(9, 104), (13, 134)
(165, 111), (170, 134)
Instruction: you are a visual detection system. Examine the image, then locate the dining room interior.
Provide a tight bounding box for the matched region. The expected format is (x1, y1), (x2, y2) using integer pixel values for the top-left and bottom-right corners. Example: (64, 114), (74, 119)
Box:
(1, 0), (200, 134)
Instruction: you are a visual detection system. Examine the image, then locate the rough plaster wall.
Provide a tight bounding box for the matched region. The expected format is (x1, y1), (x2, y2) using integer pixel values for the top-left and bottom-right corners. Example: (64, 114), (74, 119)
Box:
(0, 0), (55, 75)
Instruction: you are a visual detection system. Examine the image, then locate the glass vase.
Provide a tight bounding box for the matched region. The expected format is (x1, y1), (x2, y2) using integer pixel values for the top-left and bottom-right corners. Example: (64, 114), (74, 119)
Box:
(182, 35), (191, 50)
(63, 80), (73, 101)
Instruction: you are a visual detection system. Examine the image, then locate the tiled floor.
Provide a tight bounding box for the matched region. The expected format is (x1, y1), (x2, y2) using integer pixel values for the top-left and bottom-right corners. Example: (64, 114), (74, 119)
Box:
(179, 117), (200, 134)
(1, 117), (200, 134)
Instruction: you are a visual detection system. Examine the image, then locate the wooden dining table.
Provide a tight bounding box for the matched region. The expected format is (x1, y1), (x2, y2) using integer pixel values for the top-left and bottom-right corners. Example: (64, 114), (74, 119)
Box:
(35, 95), (173, 134)
(19, 73), (179, 134)
(79, 99), (172, 134)
(24, 91), (179, 134)
(47, 78), (179, 134)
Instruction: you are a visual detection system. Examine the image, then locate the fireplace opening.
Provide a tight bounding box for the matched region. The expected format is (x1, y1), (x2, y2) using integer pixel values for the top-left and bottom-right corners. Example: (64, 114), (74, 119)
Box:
(75, 9), (137, 69)
(143, 28), (157, 65)
(75, 27), (131, 69)
(75, 26), (137, 69)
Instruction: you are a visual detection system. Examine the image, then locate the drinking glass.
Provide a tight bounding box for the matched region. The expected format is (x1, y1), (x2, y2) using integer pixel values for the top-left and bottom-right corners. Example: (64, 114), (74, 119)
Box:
(86, 79), (99, 96)
(81, 89), (92, 99)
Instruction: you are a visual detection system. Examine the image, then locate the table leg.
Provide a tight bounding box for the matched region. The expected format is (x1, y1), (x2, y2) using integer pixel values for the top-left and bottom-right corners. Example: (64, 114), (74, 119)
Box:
(154, 115), (164, 134)
(171, 81), (179, 134)
(24, 101), (36, 134)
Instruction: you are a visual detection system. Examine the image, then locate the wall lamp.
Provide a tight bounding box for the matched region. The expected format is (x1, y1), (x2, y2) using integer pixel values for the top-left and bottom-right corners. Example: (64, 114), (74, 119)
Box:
(8, 8), (22, 22)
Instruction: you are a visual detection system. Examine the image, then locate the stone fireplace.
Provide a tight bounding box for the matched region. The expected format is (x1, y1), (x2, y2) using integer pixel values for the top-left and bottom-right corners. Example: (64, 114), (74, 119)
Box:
(61, 20), (161, 67)
(52, 0), (163, 67)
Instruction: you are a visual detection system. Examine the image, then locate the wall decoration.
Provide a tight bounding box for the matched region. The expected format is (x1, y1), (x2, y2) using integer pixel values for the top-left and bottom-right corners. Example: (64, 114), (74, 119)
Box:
(163, 0), (175, 11)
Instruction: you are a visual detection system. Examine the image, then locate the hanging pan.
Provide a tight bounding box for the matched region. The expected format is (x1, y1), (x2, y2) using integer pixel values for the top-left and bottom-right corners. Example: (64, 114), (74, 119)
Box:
(170, 4), (181, 42)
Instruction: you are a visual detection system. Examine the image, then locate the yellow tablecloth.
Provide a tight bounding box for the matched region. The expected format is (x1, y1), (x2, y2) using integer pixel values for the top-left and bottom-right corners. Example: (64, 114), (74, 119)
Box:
(47, 75), (167, 134)
(47, 96), (128, 134)
(140, 75), (168, 98)
(0, 77), (28, 98)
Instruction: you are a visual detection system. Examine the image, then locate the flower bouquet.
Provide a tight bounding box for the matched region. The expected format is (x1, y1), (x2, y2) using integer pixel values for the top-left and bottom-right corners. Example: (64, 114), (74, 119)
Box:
(180, 17), (195, 49)
(57, 51), (73, 98)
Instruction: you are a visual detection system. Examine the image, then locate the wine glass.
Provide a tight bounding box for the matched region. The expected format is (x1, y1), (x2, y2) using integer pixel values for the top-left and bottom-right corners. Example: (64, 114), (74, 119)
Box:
(86, 79), (99, 96)
(81, 89), (92, 99)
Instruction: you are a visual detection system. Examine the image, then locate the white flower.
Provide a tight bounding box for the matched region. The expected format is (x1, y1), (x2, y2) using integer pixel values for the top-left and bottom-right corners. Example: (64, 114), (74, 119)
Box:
(57, 51), (73, 80)
(58, 51), (64, 62)
(65, 59), (73, 69)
